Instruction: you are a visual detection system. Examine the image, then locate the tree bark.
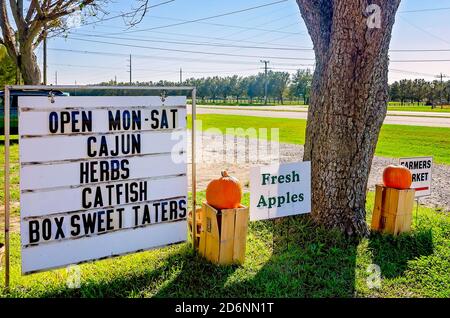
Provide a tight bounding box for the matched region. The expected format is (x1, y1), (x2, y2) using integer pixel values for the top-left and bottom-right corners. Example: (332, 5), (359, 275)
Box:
(297, 0), (401, 236)
(19, 43), (41, 84)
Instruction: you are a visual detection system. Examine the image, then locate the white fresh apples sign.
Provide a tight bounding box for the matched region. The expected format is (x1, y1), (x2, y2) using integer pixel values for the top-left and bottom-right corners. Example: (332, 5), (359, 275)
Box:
(19, 96), (188, 274)
(250, 161), (311, 221)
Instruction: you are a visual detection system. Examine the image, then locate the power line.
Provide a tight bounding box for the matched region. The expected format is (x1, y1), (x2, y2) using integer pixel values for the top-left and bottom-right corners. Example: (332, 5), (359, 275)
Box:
(69, 32), (450, 53)
(138, 13), (303, 35)
(66, 37), (316, 61)
(48, 46), (450, 68)
(389, 68), (437, 77)
(69, 32), (311, 51)
(399, 16), (450, 46)
(102, 0), (289, 35)
(77, 0), (176, 27)
(47, 47), (299, 66)
(399, 7), (450, 13)
(391, 59), (450, 62)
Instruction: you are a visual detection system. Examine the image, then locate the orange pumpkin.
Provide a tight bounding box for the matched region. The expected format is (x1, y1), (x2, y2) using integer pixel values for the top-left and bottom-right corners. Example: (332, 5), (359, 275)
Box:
(382, 165), (412, 189)
(206, 171), (242, 210)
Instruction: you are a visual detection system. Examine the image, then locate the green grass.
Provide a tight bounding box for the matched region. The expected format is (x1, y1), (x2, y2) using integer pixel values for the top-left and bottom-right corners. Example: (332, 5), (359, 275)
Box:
(190, 101), (450, 112)
(1, 191), (449, 298)
(190, 99), (307, 106)
(388, 106), (450, 113)
(188, 114), (450, 165)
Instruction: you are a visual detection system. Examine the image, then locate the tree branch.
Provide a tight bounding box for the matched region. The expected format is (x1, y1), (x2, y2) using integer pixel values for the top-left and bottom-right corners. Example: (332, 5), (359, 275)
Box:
(0, 0), (18, 60)
(9, 0), (26, 32)
(45, 0), (95, 21)
(296, 0), (333, 59)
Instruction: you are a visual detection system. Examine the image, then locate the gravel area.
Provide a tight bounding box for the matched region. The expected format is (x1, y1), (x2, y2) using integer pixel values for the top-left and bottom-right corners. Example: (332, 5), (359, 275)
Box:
(188, 133), (450, 212)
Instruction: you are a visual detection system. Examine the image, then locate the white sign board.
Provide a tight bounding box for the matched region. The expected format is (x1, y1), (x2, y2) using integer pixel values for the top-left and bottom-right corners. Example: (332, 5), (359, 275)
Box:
(19, 96), (188, 274)
(250, 161), (311, 221)
(399, 156), (433, 198)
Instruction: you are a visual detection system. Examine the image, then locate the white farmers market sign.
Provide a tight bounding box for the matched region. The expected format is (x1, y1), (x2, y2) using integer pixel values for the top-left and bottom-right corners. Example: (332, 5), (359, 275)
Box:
(19, 96), (188, 274)
(249, 161), (311, 221)
(399, 156), (433, 198)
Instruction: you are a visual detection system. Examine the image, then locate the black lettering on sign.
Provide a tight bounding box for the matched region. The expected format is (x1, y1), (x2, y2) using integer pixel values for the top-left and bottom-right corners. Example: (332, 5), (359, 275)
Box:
(142, 205), (152, 225)
(106, 209), (115, 231)
(86, 134), (141, 157)
(179, 199), (187, 218)
(48, 111), (92, 133)
(29, 220), (40, 244)
(133, 205), (140, 227)
(170, 109), (177, 128)
(152, 199), (187, 224)
(412, 172), (429, 182)
(402, 160), (432, 171)
(71, 215), (81, 236)
(149, 109), (178, 129)
(69, 209), (124, 238)
(82, 181), (147, 209)
(97, 210), (106, 232)
(82, 212), (97, 235)
(54, 217), (65, 240)
(109, 110), (142, 131)
(79, 159), (130, 184)
(117, 208), (124, 228)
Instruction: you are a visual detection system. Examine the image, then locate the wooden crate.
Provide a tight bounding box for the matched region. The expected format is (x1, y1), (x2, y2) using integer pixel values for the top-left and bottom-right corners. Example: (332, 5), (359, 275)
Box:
(188, 208), (203, 249)
(371, 184), (415, 235)
(190, 202), (249, 265)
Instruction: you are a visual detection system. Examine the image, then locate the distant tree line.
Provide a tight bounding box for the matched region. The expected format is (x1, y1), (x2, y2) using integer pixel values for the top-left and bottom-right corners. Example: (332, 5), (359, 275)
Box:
(92, 69), (313, 104)
(389, 78), (450, 106)
(93, 72), (450, 107)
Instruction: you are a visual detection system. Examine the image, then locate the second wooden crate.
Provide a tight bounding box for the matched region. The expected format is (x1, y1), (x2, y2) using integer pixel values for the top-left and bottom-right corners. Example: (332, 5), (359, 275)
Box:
(371, 184), (415, 235)
(197, 202), (249, 265)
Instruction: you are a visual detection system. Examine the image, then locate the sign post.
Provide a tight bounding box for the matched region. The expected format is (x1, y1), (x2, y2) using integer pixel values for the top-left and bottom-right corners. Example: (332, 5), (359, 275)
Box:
(3, 87), (11, 291)
(3, 85), (196, 283)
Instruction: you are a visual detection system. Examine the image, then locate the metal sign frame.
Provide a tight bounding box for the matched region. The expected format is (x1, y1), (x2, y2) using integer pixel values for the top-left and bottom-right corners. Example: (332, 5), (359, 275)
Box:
(2, 85), (197, 290)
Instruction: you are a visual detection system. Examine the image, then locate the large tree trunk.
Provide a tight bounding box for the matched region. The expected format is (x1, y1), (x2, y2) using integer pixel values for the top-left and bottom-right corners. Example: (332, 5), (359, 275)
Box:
(19, 44), (41, 85)
(297, 0), (401, 236)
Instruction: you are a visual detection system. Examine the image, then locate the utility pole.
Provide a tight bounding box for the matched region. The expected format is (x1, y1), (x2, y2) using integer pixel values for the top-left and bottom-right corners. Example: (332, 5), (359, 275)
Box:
(180, 67), (183, 84)
(127, 54), (132, 85)
(436, 73), (448, 109)
(260, 60), (270, 105)
(43, 30), (47, 85)
(115, 75), (117, 85)
(55, 71), (58, 85)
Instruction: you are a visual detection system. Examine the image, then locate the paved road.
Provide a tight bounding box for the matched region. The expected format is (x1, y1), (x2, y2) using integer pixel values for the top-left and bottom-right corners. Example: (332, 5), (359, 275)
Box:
(188, 105), (450, 128)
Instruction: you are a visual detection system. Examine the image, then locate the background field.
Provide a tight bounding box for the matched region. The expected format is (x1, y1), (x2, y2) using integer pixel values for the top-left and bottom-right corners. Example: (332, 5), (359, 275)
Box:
(188, 114), (450, 165)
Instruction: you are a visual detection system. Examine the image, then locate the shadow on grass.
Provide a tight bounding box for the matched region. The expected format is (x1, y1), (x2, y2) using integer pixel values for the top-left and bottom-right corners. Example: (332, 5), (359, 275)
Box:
(35, 244), (239, 298)
(368, 229), (434, 279)
(229, 216), (360, 297)
(158, 216), (361, 298)
(35, 216), (363, 298)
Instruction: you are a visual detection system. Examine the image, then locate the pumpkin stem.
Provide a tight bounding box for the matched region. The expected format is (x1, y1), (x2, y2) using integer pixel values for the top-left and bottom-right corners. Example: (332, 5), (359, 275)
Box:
(221, 170), (229, 177)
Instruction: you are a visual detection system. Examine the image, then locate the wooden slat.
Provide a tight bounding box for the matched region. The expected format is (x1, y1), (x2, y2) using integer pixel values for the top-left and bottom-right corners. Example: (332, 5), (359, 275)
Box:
(204, 204), (220, 264)
(198, 206), (207, 257)
(371, 185), (384, 231)
(233, 207), (249, 264)
(218, 209), (235, 265)
(371, 185), (415, 236)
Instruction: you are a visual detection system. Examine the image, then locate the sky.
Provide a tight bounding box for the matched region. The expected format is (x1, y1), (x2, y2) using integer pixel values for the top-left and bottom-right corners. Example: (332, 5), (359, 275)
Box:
(38, 0), (450, 85)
